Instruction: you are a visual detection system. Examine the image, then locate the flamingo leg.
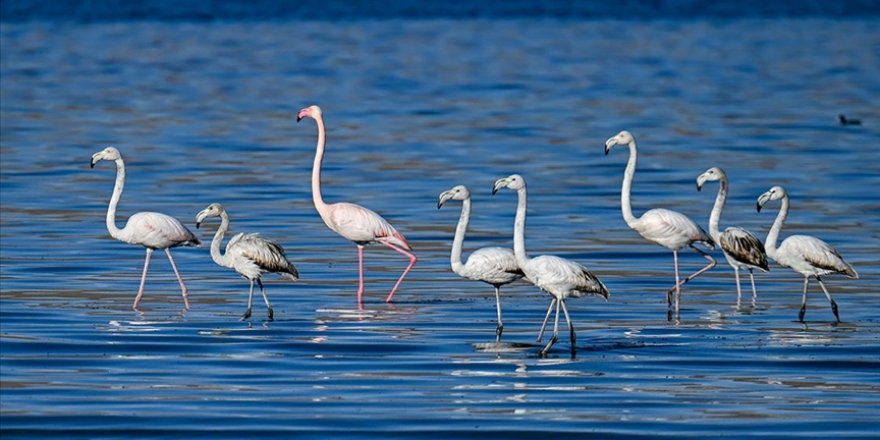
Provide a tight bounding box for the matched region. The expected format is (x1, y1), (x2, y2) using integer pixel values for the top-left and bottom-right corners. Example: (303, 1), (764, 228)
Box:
(242, 279), (254, 320)
(164, 248), (190, 309)
(494, 286), (504, 343)
(733, 266), (743, 304)
(667, 250), (681, 321)
(799, 277), (809, 322)
(380, 242), (418, 303)
(356, 244), (365, 305)
(540, 298), (561, 357)
(748, 269), (758, 304)
(537, 298), (557, 342)
(258, 278), (274, 321)
(815, 276), (840, 323)
(560, 299), (576, 358)
(133, 248), (154, 310)
(668, 245), (717, 298)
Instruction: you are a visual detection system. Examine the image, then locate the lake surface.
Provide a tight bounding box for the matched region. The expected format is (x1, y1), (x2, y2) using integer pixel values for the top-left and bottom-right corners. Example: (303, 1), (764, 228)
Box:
(2, 17), (879, 439)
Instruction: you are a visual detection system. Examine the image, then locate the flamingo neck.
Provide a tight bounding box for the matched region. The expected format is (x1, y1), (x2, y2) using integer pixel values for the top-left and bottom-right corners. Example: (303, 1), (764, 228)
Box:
(765, 194), (788, 260)
(106, 158), (126, 241)
(449, 198), (470, 274)
(210, 211), (233, 268)
(310, 114), (331, 221)
(620, 140), (640, 228)
(707, 176), (728, 242)
(512, 186), (530, 268)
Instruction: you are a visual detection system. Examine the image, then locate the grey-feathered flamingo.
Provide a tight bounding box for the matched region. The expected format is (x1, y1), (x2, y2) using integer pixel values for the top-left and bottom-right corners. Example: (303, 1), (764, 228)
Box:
(697, 167), (769, 304)
(195, 203), (299, 321)
(493, 174), (608, 358)
(757, 186), (858, 322)
(90, 146), (200, 310)
(297, 105), (417, 305)
(438, 185), (524, 342)
(604, 130), (716, 320)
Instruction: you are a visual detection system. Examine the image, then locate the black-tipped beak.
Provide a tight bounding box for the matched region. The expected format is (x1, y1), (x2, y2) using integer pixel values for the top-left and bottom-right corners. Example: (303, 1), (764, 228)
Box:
(491, 187), (499, 195)
(697, 183), (703, 192)
(604, 146), (610, 156)
(756, 203), (762, 213)
(296, 115), (304, 122)
(436, 202), (442, 209)
(195, 222), (201, 229)
(90, 160), (96, 168)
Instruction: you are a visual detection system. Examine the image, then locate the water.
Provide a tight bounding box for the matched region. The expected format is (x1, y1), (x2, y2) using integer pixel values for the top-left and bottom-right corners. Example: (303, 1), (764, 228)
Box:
(2, 17), (880, 439)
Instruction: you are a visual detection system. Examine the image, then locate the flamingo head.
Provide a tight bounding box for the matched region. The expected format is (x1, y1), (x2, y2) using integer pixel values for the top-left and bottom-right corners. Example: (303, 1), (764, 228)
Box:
(604, 130), (634, 155)
(297, 105), (322, 122)
(696, 166), (725, 191)
(757, 186), (786, 212)
(437, 185), (471, 209)
(195, 203), (225, 229)
(492, 174), (525, 195)
(90, 146), (121, 168)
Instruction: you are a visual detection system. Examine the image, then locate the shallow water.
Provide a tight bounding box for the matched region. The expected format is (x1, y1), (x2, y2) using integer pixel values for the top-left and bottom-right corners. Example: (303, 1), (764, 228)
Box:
(2, 18), (879, 438)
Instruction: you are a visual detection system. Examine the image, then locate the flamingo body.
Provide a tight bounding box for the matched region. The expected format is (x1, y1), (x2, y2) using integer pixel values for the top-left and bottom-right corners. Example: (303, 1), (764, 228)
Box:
(196, 203), (298, 320)
(90, 146), (199, 310)
(604, 130), (716, 320)
(757, 185), (858, 322)
(297, 105), (417, 305)
(493, 174), (607, 357)
(438, 185), (523, 341)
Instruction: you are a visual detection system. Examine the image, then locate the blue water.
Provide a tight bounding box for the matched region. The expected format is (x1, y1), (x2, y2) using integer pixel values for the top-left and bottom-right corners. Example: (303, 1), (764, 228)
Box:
(2, 14), (880, 439)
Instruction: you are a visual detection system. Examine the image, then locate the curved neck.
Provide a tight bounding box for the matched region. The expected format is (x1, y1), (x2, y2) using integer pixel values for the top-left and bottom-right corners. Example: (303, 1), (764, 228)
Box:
(106, 158), (126, 240)
(210, 211), (233, 268)
(310, 114), (329, 217)
(765, 194), (788, 259)
(450, 198), (470, 274)
(620, 140), (639, 227)
(512, 187), (529, 268)
(707, 177), (728, 241)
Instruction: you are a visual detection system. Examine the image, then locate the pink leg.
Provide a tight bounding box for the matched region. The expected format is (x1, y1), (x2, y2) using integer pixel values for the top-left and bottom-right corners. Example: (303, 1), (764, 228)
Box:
(133, 248), (154, 310)
(164, 248), (190, 309)
(356, 244), (365, 305)
(381, 242), (417, 303)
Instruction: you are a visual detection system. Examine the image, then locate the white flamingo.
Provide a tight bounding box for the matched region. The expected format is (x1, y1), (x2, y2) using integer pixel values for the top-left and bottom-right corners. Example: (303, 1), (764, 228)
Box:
(195, 203), (299, 321)
(697, 167), (769, 304)
(757, 186), (858, 322)
(297, 105), (417, 305)
(493, 174), (608, 357)
(604, 130), (716, 320)
(90, 146), (200, 310)
(438, 185), (524, 342)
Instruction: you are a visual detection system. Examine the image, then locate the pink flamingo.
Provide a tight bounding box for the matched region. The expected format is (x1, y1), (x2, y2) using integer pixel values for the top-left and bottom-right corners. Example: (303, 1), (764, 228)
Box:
(90, 146), (201, 310)
(297, 105), (417, 304)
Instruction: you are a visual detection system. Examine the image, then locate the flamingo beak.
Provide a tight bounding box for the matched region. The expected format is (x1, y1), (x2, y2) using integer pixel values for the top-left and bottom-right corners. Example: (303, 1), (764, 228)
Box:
(492, 179), (507, 195)
(296, 108), (309, 122)
(604, 138), (617, 155)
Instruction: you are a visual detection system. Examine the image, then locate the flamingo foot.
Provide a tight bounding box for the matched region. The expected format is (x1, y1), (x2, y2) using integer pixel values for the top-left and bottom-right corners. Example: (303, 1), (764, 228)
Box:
(267, 307), (274, 321)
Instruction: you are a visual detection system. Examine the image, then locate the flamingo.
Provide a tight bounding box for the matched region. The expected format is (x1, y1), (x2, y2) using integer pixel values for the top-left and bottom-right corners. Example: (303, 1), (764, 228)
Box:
(697, 167), (769, 305)
(438, 185), (524, 342)
(604, 130), (716, 320)
(195, 203), (299, 321)
(90, 146), (200, 310)
(297, 105), (417, 305)
(756, 186), (858, 322)
(493, 174), (608, 357)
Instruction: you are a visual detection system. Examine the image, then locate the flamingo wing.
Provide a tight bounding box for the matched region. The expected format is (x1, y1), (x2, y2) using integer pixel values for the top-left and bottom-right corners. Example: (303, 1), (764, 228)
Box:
(781, 235), (857, 278)
(327, 202), (410, 249)
(720, 227), (769, 271)
(637, 208), (714, 249)
(463, 247), (524, 284)
(230, 234), (299, 280)
(124, 211), (200, 248)
(528, 255), (608, 299)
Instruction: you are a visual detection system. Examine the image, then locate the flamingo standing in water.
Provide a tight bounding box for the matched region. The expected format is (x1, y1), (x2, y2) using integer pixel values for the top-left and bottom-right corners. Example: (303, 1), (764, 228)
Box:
(604, 131), (716, 320)
(697, 167), (769, 305)
(90, 146), (200, 310)
(196, 203), (299, 321)
(493, 174), (608, 357)
(757, 186), (858, 322)
(438, 185), (524, 342)
(297, 105), (417, 305)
